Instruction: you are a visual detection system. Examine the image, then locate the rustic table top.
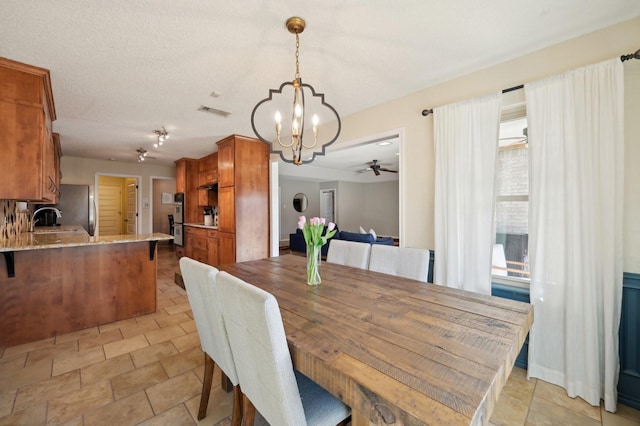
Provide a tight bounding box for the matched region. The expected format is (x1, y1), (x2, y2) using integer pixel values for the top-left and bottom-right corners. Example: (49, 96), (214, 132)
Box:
(219, 254), (533, 426)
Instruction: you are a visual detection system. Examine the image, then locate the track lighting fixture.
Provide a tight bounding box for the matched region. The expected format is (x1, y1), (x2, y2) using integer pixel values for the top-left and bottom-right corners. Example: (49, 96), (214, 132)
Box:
(153, 127), (170, 148)
(137, 148), (148, 162)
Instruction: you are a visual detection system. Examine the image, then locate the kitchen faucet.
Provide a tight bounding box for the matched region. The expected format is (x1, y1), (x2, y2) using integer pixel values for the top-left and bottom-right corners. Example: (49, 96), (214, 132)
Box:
(29, 207), (62, 232)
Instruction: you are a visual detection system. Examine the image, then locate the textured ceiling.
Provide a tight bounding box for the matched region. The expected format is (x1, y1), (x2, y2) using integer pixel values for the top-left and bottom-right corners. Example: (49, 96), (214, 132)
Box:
(1, 1), (639, 182)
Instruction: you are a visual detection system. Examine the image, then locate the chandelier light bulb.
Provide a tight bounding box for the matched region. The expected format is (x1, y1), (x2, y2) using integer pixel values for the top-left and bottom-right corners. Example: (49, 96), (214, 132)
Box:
(154, 142), (158, 148)
(294, 103), (302, 117)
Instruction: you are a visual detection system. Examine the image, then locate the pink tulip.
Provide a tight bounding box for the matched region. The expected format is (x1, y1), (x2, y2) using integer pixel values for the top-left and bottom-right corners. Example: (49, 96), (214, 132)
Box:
(298, 216), (306, 230)
(327, 222), (336, 231)
(310, 217), (320, 226)
(320, 218), (326, 225)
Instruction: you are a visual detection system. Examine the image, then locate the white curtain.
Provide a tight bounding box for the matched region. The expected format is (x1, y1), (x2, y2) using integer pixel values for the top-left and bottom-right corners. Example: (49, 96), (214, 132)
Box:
(434, 93), (502, 294)
(525, 58), (624, 412)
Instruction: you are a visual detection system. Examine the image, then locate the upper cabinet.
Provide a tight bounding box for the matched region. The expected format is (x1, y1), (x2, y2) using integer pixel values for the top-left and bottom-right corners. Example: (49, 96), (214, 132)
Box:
(0, 58), (59, 202)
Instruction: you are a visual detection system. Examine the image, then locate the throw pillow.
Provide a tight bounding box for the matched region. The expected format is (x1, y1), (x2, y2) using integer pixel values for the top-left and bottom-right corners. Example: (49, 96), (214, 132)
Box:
(359, 226), (367, 234)
(369, 228), (377, 240)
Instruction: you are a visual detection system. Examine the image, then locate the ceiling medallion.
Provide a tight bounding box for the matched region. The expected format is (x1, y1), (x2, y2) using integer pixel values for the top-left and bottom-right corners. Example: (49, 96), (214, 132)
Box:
(251, 17), (341, 165)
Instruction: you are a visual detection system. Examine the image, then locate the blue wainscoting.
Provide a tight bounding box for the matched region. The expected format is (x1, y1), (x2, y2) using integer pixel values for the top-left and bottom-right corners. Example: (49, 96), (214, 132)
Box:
(491, 273), (640, 410)
(491, 283), (530, 369)
(619, 272), (640, 410)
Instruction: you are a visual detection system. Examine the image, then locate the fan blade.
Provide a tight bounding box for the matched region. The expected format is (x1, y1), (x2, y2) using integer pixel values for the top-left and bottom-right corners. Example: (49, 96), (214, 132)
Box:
(373, 168), (380, 176)
(378, 168), (398, 173)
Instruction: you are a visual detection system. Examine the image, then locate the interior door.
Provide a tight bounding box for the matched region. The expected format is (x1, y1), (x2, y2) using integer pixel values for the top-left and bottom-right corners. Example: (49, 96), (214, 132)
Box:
(125, 181), (138, 234)
(98, 184), (122, 235)
(320, 189), (336, 223)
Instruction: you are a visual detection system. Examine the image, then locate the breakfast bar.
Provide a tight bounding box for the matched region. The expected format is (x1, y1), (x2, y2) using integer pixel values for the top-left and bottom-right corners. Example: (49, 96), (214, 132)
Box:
(0, 226), (172, 347)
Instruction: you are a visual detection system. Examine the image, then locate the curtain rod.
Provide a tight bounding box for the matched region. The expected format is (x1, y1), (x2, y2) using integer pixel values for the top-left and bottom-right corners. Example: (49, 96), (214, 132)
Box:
(421, 84), (523, 117)
(421, 48), (640, 117)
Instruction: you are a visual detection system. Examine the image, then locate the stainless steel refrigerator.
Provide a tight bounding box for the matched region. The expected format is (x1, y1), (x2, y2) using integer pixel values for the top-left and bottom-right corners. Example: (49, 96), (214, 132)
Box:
(55, 184), (97, 236)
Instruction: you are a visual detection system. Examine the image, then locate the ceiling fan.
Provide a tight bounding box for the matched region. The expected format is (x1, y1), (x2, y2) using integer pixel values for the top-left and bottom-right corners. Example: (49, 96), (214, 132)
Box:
(357, 159), (398, 176)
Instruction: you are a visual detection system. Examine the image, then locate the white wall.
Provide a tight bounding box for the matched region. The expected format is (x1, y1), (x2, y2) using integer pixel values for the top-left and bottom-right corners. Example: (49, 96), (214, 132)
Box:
(624, 59), (640, 272)
(279, 178), (321, 240)
(334, 17), (640, 272)
(60, 156), (175, 234)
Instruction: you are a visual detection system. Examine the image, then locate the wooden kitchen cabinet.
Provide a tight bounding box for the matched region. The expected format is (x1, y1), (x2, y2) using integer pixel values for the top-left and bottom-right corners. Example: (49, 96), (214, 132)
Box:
(174, 158), (200, 223)
(197, 152), (218, 206)
(0, 58), (59, 202)
(216, 135), (269, 263)
(218, 231), (236, 265)
(185, 226), (208, 263)
(207, 229), (219, 266)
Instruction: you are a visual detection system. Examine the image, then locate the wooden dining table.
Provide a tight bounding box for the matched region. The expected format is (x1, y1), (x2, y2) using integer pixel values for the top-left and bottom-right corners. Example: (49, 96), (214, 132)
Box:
(219, 254), (533, 425)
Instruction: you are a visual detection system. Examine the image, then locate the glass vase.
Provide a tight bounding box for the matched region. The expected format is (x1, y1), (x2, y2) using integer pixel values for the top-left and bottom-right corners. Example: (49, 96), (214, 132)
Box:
(306, 244), (322, 285)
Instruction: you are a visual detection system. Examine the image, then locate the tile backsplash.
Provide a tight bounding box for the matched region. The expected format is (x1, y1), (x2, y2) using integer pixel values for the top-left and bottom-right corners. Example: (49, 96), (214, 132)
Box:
(1, 200), (30, 239)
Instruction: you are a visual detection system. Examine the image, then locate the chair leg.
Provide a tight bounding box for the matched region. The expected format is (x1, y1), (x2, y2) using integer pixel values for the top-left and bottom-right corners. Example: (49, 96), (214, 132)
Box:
(198, 353), (216, 420)
(231, 385), (243, 426)
(241, 394), (256, 426)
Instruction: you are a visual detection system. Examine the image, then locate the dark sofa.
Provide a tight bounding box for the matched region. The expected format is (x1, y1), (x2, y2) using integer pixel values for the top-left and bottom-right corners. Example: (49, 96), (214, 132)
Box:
(289, 227), (394, 256)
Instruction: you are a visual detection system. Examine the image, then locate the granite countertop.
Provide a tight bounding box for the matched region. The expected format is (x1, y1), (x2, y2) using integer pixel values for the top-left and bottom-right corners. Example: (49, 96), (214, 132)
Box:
(183, 223), (218, 230)
(0, 225), (173, 252)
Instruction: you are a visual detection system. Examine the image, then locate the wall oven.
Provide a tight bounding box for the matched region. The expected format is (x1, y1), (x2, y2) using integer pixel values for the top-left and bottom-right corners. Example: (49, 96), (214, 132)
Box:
(173, 192), (184, 246)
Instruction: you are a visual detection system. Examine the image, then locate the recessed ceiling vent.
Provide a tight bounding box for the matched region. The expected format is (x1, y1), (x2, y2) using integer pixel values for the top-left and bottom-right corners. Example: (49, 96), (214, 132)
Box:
(197, 105), (231, 117)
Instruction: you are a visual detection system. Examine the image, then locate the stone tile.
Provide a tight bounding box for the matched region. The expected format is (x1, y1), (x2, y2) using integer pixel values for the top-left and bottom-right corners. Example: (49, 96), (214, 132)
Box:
(103, 334), (149, 359)
(1, 337), (54, 359)
(46, 380), (113, 425)
(179, 319), (197, 334)
(55, 327), (100, 344)
(184, 380), (234, 426)
(0, 389), (16, 418)
(0, 401), (46, 426)
(499, 367), (536, 406)
(137, 404), (196, 426)
(25, 339), (78, 366)
(14, 369), (80, 411)
(490, 393), (530, 426)
(145, 324), (186, 346)
(164, 302), (192, 316)
(52, 346), (105, 376)
(98, 317), (137, 333)
(171, 332), (200, 353)
(0, 356), (52, 393)
(111, 362), (168, 400)
(160, 346), (204, 378)
(146, 370), (202, 414)
(527, 396), (601, 426)
(601, 404), (640, 426)
(0, 352), (26, 375)
(120, 320), (161, 340)
(78, 328), (123, 351)
(83, 390), (154, 426)
(81, 354), (135, 386)
(155, 312), (191, 328)
(534, 380), (601, 421)
(130, 341), (179, 369)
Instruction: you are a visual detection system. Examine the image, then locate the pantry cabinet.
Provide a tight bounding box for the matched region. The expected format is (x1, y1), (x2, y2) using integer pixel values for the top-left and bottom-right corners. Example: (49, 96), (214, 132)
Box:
(0, 58), (60, 202)
(216, 134), (269, 263)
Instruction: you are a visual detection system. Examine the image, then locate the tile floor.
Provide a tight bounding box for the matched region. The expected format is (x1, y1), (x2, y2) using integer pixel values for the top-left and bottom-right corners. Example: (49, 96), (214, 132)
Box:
(0, 243), (638, 425)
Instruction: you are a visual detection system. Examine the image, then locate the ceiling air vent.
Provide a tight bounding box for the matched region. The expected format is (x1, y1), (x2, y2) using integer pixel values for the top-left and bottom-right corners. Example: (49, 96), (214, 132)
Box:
(197, 105), (231, 117)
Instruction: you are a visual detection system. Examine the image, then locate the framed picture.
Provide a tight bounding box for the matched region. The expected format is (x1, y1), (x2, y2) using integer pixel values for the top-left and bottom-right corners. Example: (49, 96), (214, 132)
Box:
(162, 193), (174, 205)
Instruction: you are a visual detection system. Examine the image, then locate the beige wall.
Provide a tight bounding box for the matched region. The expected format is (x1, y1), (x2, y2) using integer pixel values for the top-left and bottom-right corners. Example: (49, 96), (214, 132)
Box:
(60, 156), (175, 234)
(279, 178), (321, 240)
(152, 178), (176, 234)
(336, 17), (640, 272)
(624, 59), (640, 272)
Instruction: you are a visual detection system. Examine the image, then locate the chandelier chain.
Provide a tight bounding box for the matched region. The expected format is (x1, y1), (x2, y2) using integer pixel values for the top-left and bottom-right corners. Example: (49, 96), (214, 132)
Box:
(295, 33), (301, 80)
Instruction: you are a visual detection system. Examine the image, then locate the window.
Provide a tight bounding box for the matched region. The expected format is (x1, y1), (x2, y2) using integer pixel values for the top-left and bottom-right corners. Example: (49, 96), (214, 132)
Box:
(492, 116), (530, 283)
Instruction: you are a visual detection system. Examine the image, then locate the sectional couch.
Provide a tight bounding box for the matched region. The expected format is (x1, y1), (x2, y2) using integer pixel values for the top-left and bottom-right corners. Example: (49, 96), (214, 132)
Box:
(289, 226), (394, 257)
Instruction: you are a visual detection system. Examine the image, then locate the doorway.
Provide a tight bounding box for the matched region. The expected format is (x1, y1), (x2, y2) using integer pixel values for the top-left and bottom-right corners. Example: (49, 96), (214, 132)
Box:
(97, 175), (139, 236)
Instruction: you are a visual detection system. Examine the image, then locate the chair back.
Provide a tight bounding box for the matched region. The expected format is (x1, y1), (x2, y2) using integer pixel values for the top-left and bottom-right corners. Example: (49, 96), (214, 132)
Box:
(179, 257), (238, 385)
(326, 239), (371, 269)
(369, 245), (431, 282)
(216, 271), (306, 425)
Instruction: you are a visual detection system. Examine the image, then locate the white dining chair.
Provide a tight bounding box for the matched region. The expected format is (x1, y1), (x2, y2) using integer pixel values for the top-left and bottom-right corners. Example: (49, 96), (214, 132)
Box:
(368, 245), (431, 282)
(216, 271), (351, 426)
(179, 258), (242, 425)
(326, 239), (371, 269)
